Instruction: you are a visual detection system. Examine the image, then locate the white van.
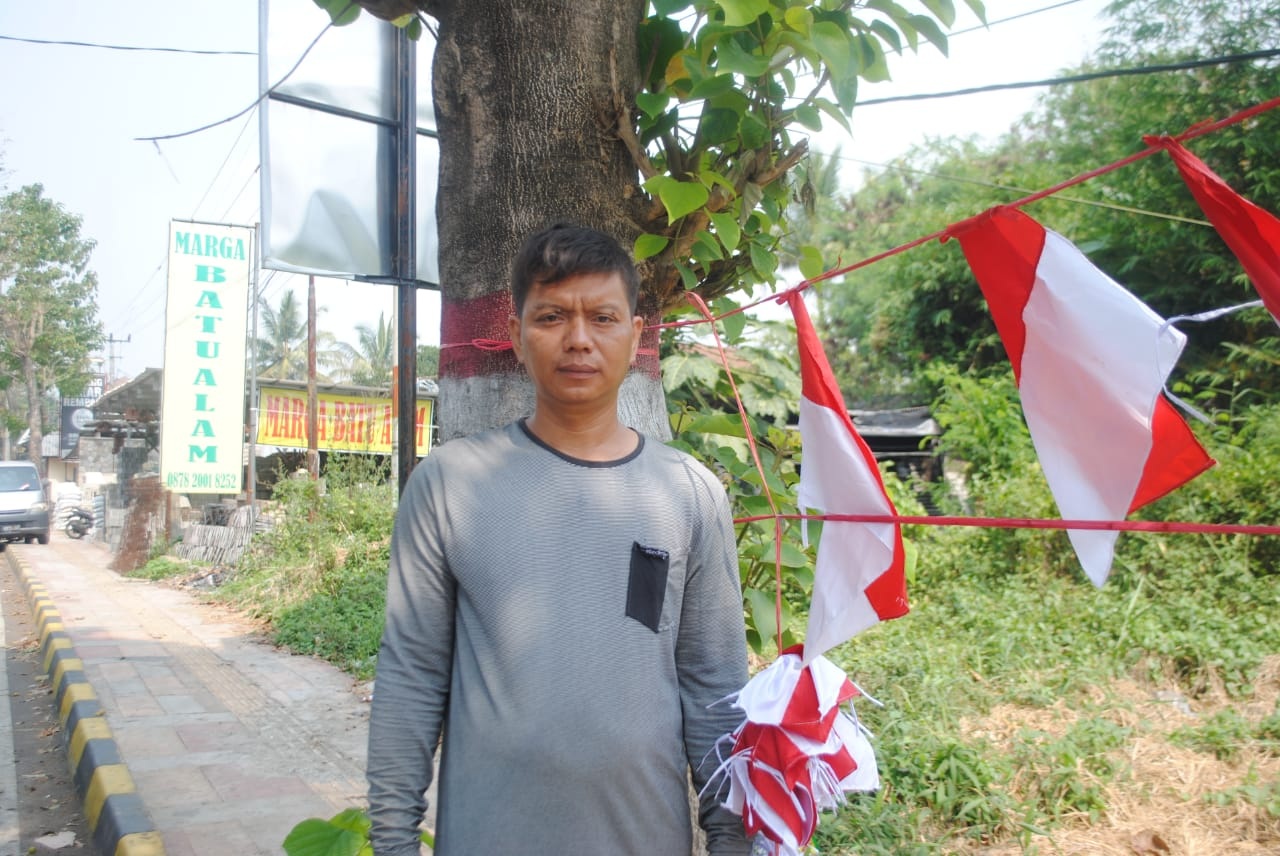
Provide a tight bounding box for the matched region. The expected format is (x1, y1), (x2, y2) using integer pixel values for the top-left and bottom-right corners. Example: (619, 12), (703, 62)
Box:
(0, 460), (50, 548)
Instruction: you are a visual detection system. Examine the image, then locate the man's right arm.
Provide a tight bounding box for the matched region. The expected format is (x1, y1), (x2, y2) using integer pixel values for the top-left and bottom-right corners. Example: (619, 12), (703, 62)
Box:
(367, 462), (457, 856)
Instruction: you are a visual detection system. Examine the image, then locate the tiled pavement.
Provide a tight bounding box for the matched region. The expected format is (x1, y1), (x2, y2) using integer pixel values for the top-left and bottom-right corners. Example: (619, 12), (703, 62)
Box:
(7, 536), (373, 855)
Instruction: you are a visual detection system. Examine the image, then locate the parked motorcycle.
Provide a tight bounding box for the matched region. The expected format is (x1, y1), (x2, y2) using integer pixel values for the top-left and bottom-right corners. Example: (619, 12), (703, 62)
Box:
(65, 507), (94, 539)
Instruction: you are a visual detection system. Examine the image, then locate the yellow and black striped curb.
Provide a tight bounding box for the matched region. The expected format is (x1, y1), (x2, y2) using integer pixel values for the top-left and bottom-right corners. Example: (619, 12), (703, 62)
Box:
(5, 548), (166, 856)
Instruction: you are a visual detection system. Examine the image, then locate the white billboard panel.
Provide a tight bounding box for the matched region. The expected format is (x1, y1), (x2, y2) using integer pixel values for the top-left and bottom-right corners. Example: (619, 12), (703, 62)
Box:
(259, 0), (439, 281)
(160, 221), (253, 494)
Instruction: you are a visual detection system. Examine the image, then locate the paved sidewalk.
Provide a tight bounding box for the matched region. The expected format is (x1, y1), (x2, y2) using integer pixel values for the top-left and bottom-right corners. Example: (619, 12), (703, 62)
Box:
(8, 536), (372, 855)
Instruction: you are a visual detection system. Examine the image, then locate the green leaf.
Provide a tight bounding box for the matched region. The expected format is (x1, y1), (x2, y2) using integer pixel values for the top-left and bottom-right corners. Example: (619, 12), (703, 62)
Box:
(783, 6), (813, 34)
(854, 33), (891, 82)
(865, 0), (918, 50)
(715, 0), (770, 27)
(920, 0), (956, 28)
(744, 587), (780, 646)
(710, 211), (741, 252)
(739, 113), (769, 149)
(869, 19), (903, 54)
(662, 179), (709, 222)
(712, 296), (748, 343)
(688, 412), (746, 437)
(738, 494), (774, 517)
(794, 104), (822, 131)
(283, 819), (365, 856)
(902, 536), (919, 586)
(777, 67), (797, 96)
(910, 14), (949, 56)
(690, 74), (737, 100)
(749, 241), (778, 280)
(789, 564), (813, 590)
(713, 37), (771, 78)
(798, 245), (825, 280)
(638, 17), (688, 91)
(779, 540), (810, 569)
(639, 107), (679, 146)
(812, 97), (851, 133)
(699, 167), (737, 195)
(832, 71), (858, 113)
(697, 107), (741, 145)
(636, 91), (670, 119)
(398, 16), (424, 40)
(326, 809), (371, 836)
(692, 231), (726, 265)
(634, 233), (670, 261)
(962, 0), (987, 25)
(313, 0), (361, 26)
(645, 176), (709, 222)
(661, 350), (722, 392)
(810, 21), (853, 81)
(674, 258), (699, 290)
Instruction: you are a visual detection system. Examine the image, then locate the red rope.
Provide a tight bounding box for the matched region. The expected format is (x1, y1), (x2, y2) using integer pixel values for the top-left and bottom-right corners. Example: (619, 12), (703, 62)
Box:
(687, 293), (788, 651)
(650, 94), (1280, 332)
(442, 96), (1280, 348)
(734, 512), (1280, 537)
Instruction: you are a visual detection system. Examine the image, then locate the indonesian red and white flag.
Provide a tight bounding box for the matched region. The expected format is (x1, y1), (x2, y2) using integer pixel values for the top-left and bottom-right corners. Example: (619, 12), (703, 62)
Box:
(1151, 137), (1280, 327)
(708, 648), (880, 856)
(787, 292), (908, 662)
(953, 207), (1214, 585)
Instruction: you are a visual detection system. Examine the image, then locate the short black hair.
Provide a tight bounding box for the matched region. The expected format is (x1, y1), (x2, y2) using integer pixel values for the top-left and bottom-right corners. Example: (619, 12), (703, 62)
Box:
(510, 222), (640, 315)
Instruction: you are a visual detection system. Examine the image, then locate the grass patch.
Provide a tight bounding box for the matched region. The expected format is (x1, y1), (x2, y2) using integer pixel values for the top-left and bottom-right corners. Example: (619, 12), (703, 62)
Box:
(208, 454), (396, 679)
(129, 555), (203, 581)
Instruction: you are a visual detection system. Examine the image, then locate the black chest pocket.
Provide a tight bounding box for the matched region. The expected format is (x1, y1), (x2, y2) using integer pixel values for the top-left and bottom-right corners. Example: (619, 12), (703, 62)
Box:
(626, 542), (670, 633)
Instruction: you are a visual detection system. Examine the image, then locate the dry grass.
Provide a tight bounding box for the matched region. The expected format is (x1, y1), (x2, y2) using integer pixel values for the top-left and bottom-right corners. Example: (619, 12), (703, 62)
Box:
(954, 656), (1280, 855)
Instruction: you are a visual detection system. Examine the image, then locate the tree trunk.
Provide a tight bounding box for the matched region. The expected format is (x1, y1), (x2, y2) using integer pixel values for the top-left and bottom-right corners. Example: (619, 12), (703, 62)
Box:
(22, 355), (43, 473)
(427, 0), (668, 442)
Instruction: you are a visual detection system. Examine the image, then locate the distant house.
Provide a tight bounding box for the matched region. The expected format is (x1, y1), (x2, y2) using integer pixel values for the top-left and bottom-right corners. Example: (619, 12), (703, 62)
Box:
(850, 406), (942, 482)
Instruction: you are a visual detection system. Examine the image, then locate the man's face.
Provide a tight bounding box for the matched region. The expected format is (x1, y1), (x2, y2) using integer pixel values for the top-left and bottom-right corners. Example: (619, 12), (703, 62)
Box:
(509, 271), (643, 418)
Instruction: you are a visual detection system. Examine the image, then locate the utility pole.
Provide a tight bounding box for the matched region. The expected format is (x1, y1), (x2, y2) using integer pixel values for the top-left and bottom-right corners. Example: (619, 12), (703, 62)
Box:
(307, 275), (320, 481)
(104, 333), (132, 388)
(247, 224), (261, 505)
(392, 26), (418, 495)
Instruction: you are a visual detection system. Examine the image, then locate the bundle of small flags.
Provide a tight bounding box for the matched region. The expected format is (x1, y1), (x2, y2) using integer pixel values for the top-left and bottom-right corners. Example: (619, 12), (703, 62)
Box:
(707, 648), (880, 855)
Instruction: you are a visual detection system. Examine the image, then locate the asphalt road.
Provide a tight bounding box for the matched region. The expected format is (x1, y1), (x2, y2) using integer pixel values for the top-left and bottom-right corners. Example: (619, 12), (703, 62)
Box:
(1, 546), (92, 855)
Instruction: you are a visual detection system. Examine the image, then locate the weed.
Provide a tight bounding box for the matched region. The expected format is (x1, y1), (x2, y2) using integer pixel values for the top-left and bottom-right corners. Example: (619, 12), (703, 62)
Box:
(1171, 708), (1280, 761)
(129, 555), (201, 581)
(1205, 769), (1280, 818)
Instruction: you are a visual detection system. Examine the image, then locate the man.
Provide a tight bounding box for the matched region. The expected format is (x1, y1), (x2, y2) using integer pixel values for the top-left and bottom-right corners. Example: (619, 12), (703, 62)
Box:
(366, 223), (752, 855)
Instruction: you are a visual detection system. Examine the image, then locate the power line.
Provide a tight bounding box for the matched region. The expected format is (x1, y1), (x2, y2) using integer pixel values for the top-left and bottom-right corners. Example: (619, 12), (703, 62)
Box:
(857, 49), (1280, 107)
(837, 156), (1212, 226)
(0, 33), (255, 56)
(135, 22), (333, 142)
(191, 106), (260, 219)
(102, 258), (165, 335)
(219, 168), (262, 222)
(948, 0), (1091, 38)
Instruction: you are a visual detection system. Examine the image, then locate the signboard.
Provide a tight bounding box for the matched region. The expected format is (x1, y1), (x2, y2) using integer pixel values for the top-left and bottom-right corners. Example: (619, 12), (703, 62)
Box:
(160, 221), (253, 494)
(60, 405), (95, 457)
(256, 386), (434, 455)
(260, 0), (439, 281)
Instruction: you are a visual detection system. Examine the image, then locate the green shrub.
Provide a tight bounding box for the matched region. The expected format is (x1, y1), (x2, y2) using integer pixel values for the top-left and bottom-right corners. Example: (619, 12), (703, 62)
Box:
(217, 454), (396, 675)
(130, 555), (200, 581)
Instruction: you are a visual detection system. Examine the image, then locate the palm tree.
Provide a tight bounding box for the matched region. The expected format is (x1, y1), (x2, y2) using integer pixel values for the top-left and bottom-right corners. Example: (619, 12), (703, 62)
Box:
(255, 289), (343, 381)
(336, 312), (395, 388)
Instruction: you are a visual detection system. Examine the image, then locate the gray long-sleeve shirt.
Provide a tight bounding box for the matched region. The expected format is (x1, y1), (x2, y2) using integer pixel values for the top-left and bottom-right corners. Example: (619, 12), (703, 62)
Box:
(367, 420), (751, 855)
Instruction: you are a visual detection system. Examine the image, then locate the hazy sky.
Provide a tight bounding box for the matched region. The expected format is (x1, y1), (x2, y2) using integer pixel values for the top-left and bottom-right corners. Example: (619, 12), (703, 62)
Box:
(0, 0), (1111, 381)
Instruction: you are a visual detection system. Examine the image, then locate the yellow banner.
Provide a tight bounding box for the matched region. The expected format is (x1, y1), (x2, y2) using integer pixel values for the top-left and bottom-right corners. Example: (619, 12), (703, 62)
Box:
(256, 386), (434, 454)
